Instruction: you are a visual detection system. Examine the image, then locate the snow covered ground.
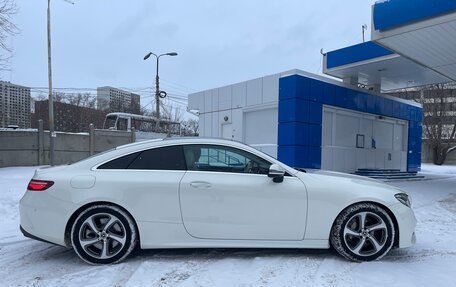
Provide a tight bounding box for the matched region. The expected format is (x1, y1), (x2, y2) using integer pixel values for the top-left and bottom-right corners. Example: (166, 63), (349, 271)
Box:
(0, 164), (455, 287)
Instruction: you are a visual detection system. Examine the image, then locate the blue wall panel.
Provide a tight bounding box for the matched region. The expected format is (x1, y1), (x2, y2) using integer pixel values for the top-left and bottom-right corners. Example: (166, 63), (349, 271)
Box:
(278, 74), (422, 172)
(392, 102), (402, 119)
(356, 92), (367, 113)
(366, 94), (376, 114)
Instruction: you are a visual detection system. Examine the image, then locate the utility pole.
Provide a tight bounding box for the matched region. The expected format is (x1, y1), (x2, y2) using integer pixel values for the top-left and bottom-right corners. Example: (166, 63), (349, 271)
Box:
(47, 0), (55, 166)
(155, 57), (160, 119)
(47, 0), (74, 166)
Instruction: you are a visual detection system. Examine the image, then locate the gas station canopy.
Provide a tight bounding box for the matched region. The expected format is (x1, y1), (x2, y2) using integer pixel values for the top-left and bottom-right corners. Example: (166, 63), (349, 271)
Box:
(324, 0), (456, 91)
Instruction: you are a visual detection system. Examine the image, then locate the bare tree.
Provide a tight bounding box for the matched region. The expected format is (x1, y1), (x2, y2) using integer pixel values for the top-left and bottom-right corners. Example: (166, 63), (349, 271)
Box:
(392, 83), (456, 165)
(160, 102), (183, 134)
(182, 118), (199, 136)
(65, 92), (96, 108)
(421, 84), (456, 165)
(0, 0), (18, 71)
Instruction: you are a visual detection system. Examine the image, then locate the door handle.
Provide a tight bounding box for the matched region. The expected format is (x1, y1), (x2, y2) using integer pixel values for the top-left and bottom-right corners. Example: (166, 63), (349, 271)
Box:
(190, 181), (212, 188)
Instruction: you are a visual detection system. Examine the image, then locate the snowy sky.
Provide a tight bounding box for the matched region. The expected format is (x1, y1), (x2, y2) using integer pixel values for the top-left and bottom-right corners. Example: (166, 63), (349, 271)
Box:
(1, 0), (374, 100)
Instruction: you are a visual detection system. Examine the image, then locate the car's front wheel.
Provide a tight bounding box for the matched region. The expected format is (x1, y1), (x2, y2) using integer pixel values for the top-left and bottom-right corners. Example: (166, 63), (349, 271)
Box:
(331, 203), (395, 262)
(71, 204), (137, 265)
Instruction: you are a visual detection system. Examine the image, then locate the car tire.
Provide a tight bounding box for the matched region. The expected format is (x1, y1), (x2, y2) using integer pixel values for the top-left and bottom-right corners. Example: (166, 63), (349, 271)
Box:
(71, 204), (137, 265)
(330, 203), (395, 262)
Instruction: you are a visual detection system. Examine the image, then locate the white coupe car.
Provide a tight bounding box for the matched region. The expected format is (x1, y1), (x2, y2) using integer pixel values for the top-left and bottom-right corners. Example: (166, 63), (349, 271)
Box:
(20, 138), (416, 264)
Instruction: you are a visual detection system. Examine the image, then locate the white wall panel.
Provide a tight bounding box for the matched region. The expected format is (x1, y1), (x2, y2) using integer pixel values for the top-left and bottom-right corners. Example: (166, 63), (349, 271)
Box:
(221, 123), (233, 139)
(262, 74), (279, 104)
(232, 83), (246, 108)
(199, 114), (206, 137)
(231, 108), (243, 141)
(218, 86), (232, 110)
(204, 114), (212, 137)
(212, 112), (219, 138)
(204, 90), (212, 114)
(244, 108), (278, 145)
(321, 147), (334, 170)
(374, 121), (394, 150)
(375, 150), (385, 169)
(393, 123), (405, 151)
(246, 78), (263, 106)
(211, 89), (219, 112)
(356, 149), (367, 170)
(322, 111), (333, 146)
(335, 113), (359, 147)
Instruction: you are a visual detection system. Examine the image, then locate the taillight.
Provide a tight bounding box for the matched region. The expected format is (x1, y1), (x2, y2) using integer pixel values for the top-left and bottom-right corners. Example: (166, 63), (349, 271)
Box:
(27, 180), (54, 191)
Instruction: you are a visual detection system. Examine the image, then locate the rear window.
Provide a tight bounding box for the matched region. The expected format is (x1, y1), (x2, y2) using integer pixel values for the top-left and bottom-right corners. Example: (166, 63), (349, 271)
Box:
(97, 152), (140, 169)
(98, 145), (186, 171)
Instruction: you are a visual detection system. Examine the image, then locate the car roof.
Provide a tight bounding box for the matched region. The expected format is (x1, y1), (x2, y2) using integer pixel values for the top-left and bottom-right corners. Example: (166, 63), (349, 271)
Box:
(116, 137), (244, 150)
(72, 136), (298, 176)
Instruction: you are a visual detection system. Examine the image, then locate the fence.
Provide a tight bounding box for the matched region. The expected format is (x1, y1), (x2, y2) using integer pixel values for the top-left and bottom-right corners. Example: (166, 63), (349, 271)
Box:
(0, 121), (135, 167)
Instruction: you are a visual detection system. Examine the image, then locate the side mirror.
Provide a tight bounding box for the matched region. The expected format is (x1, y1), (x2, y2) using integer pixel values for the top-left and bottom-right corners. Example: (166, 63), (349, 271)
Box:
(268, 164), (285, 183)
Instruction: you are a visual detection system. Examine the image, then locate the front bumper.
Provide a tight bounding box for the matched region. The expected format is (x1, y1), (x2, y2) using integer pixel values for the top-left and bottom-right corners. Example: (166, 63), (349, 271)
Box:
(389, 202), (417, 248)
(19, 190), (76, 247)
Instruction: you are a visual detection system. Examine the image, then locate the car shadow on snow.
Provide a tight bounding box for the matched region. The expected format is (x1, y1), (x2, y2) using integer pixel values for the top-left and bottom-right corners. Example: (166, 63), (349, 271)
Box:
(14, 240), (423, 266)
(128, 247), (336, 262)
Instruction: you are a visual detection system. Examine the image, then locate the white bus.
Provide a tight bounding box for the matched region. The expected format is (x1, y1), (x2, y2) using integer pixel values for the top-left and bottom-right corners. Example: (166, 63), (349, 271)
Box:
(103, 112), (180, 134)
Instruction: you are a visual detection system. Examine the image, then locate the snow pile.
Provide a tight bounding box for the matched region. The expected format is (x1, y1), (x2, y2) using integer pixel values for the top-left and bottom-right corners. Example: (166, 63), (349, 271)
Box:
(421, 163), (456, 175)
(0, 165), (455, 286)
(0, 167), (36, 225)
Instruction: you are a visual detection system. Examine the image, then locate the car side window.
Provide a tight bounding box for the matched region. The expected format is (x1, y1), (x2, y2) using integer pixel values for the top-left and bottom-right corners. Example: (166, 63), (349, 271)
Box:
(128, 145), (186, 170)
(183, 145), (271, 174)
(97, 152), (140, 169)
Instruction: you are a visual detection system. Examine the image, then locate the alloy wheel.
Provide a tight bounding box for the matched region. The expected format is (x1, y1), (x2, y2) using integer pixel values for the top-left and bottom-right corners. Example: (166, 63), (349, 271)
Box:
(79, 213), (127, 260)
(343, 211), (388, 257)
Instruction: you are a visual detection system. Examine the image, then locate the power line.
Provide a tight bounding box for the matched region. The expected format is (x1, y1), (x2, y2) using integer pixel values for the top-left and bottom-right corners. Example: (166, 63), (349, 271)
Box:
(161, 78), (196, 93)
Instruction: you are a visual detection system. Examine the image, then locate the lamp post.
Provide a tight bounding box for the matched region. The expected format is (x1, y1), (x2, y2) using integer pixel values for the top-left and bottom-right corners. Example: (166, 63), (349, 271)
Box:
(143, 52), (178, 120)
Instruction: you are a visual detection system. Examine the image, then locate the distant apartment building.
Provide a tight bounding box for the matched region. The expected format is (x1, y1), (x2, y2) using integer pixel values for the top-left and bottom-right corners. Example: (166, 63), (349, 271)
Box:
(32, 100), (107, 133)
(97, 86), (141, 114)
(0, 81), (31, 128)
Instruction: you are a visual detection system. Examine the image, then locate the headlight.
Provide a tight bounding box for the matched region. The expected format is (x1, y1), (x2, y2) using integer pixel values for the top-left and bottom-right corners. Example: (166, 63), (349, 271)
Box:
(395, 193), (411, 208)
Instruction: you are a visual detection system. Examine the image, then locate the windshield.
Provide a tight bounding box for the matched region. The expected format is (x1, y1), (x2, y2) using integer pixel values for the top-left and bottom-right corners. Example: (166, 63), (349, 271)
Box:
(104, 115), (117, 129)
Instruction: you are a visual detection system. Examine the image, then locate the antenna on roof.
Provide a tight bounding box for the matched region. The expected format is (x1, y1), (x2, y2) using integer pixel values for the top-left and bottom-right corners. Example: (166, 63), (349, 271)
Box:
(362, 24), (368, 42)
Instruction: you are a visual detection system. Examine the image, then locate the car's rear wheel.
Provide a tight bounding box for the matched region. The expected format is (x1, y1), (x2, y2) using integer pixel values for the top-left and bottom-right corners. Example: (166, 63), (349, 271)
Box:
(71, 204), (137, 265)
(330, 203), (395, 262)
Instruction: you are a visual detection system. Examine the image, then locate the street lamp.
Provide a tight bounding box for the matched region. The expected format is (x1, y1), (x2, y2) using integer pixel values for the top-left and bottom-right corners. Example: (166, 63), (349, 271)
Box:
(143, 52), (178, 120)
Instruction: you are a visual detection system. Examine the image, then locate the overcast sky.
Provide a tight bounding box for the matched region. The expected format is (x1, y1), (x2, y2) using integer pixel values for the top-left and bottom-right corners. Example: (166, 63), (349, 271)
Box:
(1, 0), (375, 112)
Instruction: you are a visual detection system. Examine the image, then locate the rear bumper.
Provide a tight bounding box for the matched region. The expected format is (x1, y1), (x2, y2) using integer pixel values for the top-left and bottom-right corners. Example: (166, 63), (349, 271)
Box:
(19, 190), (76, 247)
(389, 202), (417, 248)
(20, 225), (63, 246)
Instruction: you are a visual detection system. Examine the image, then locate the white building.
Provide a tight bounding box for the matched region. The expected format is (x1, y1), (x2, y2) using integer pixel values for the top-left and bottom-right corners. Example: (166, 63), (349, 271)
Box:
(0, 81), (31, 128)
(188, 70), (421, 174)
